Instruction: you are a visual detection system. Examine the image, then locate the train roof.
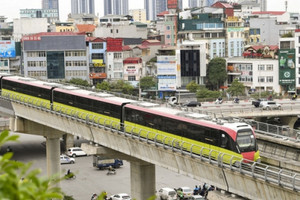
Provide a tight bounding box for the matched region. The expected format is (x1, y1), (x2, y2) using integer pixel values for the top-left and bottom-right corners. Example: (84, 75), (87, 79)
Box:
(2, 76), (54, 89)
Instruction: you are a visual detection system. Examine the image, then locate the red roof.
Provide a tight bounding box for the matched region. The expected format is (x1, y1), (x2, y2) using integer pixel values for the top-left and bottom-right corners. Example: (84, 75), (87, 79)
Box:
(76, 24), (96, 33)
(252, 11), (285, 15)
(123, 57), (142, 64)
(135, 45), (149, 49)
(106, 38), (123, 52)
(245, 45), (278, 51)
(122, 45), (132, 51)
(296, 29), (300, 32)
(157, 11), (169, 17)
(142, 40), (161, 46)
(212, 2), (233, 8)
(86, 37), (106, 42)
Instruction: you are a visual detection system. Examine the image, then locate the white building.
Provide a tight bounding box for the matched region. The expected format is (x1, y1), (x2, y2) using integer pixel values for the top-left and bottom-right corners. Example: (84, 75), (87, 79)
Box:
(129, 9), (147, 23)
(227, 58), (280, 94)
(13, 18), (48, 42)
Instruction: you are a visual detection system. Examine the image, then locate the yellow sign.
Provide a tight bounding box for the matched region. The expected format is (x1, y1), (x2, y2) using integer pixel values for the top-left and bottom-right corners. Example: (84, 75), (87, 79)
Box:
(92, 59), (105, 67)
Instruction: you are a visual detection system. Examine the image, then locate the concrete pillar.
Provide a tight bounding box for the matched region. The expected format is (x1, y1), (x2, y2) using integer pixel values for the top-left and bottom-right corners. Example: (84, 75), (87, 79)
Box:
(63, 134), (74, 151)
(280, 116), (298, 129)
(130, 161), (155, 200)
(46, 135), (61, 187)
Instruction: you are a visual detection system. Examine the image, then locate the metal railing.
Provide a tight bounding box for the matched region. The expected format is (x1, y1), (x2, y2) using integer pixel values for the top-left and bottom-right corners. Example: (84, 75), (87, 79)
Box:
(1, 93), (300, 192)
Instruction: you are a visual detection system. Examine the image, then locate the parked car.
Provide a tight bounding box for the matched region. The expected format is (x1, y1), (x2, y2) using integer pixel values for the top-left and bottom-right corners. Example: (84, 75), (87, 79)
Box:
(187, 195), (205, 200)
(109, 193), (131, 200)
(66, 147), (87, 157)
(60, 154), (75, 164)
(176, 187), (193, 199)
(259, 101), (281, 110)
(158, 187), (177, 200)
(183, 101), (201, 107)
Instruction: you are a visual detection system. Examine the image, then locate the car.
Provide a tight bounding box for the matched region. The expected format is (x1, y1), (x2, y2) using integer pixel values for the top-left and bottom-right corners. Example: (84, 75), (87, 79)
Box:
(157, 187), (177, 200)
(187, 195), (205, 200)
(176, 187), (193, 199)
(252, 98), (267, 107)
(259, 101), (281, 110)
(60, 154), (75, 164)
(109, 193), (131, 200)
(183, 101), (201, 107)
(66, 147), (87, 157)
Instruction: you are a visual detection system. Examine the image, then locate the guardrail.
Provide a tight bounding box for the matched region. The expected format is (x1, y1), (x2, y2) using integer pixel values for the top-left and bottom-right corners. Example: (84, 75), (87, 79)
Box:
(1, 93), (300, 192)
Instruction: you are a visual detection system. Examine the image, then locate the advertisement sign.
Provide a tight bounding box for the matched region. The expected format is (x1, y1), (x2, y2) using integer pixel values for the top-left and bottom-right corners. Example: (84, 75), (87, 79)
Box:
(157, 56), (177, 75)
(0, 41), (16, 58)
(157, 75), (176, 91)
(279, 49), (295, 90)
(124, 66), (138, 75)
(167, 0), (178, 9)
(92, 59), (105, 67)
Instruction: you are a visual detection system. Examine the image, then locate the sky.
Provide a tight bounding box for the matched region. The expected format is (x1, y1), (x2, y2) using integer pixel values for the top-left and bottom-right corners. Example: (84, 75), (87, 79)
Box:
(0, 0), (300, 22)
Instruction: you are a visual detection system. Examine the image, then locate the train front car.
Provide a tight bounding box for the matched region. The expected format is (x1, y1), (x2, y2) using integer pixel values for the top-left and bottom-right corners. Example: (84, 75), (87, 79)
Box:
(232, 123), (261, 163)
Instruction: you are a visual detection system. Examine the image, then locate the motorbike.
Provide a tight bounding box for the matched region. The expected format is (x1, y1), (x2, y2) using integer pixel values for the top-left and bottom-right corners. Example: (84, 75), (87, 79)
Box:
(233, 98), (240, 104)
(65, 171), (76, 180)
(292, 95), (297, 100)
(215, 98), (223, 104)
(106, 167), (116, 175)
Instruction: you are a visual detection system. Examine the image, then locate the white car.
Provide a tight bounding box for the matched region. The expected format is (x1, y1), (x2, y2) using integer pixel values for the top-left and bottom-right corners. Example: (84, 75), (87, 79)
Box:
(158, 187), (177, 200)
(66, 147), (87, 157)
(60, 155), (75, 164)
(109, 193), (131, 200)
(259, 101), (281, 110)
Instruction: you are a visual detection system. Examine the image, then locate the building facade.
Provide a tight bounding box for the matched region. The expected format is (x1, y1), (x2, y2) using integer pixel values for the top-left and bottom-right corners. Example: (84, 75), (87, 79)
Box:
(71, 0), (95, 15)
(144, 0), (167, 21)
(22, 33), (88, 81)
(20, 9), (59, 24)
(128, 9), (147, 23)
(104, 0), (129, 16)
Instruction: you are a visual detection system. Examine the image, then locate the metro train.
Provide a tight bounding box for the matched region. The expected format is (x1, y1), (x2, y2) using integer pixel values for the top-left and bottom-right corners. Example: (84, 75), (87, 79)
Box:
(0, 75), (261, 163)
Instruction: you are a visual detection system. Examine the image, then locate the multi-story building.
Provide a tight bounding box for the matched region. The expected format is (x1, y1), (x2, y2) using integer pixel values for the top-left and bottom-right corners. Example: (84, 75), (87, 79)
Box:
(106, 38), (124, 81)
(144, 0), (167, 21)
(226, 57), (280, 94)
(20, 9), (59, 24)
(71, 0), (95, 15)
(88, 37), (107, 85)
(128, 9), (147, 23)
(225, 16), (245, 57)
(22, 32), (88, 81)
(0, 16), (13, 41)
(42, 0), (59, 9)
(104, 0), (129, 16)
(123, 57), (143, 84)
(188, 0), (203, 8)
(96, 15), (147, 39)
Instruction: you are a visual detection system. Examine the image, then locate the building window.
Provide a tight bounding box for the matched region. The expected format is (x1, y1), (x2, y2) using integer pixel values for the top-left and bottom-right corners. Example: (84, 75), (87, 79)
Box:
(114, 53), (122, 59)
(266, 64), (273, 71)
(128, 76), (136, 81)
(258, 76), (265, 82)
(92, 43), (104, 49)
(92, 53), (104, 60)
(258, 64), (265, 71)
(298, 36), (300, 43)
(266, 76), (273, 82)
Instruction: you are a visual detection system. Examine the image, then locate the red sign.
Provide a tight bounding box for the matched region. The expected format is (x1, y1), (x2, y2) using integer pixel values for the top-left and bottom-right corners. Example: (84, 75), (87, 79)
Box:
(168, 0), (178, 9)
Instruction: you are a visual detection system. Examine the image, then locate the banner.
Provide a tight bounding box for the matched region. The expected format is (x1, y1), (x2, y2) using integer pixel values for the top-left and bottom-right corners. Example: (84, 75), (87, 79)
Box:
(0, 41), (16, 58)
(279, 49), (295, 90)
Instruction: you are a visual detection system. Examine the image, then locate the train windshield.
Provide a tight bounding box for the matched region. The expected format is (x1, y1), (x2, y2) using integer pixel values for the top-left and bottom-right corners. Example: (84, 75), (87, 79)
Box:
(236, 129), (256, 152)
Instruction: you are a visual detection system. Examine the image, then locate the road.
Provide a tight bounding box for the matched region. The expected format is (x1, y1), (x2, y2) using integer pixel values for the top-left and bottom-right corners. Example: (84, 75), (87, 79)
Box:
(1, 132), (245, 200)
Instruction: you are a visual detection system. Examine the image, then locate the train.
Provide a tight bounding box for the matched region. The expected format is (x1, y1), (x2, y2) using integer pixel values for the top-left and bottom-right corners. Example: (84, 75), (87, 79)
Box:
(0, 75), (261, 164)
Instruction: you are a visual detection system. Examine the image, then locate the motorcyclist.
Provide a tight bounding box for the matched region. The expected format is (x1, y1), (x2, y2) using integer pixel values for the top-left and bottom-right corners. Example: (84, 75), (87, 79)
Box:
(91, 193), (98, 200)
(234, 97), (239, 103)
(292, 94), (297, 100)
(215, 97), (223, 104)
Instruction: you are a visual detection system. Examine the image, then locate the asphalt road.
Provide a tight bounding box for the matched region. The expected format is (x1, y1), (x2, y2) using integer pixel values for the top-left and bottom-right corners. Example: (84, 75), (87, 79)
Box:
(1, 132), (245, 200)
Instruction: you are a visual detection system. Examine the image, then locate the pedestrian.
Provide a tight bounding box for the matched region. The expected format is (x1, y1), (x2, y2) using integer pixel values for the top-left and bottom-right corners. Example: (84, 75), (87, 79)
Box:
(193, 185), (199, 195)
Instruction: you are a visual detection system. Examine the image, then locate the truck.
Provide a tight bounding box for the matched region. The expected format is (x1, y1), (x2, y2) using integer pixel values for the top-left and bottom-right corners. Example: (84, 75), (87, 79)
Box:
(252, 98), (267, 107)
(168, 93), (197, 106)
(92, 155), (123, 170)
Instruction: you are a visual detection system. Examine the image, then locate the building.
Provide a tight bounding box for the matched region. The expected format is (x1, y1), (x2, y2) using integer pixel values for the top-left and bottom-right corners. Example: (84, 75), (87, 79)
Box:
(96, 15), (147, 39)
(128, 9), (147, 23)
(42, 0), (59, 9)
(225, 16), (245, 57)
(71, 0), (95, 15)
(106, 38), (124, 81)
(13, 18), (48, 42)
(22, 32), (88, 81)
(87, 37), (107, 85)
(144, 0), (167, 21)
(226, 57), (280, 94)
(104, 0), (129, 16)
(188, 0), (203, 8)
(20, 9), (59, 24)
(123, 57), (143, 84)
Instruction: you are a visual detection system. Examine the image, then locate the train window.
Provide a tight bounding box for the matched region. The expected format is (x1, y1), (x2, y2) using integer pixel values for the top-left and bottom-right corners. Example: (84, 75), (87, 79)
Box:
(220, 133), (229, 148)
(236, 129), (256, 153)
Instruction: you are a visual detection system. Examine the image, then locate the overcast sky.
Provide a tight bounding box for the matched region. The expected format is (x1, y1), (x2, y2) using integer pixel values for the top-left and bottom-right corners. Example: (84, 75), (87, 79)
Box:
(0, 0), (299, 22)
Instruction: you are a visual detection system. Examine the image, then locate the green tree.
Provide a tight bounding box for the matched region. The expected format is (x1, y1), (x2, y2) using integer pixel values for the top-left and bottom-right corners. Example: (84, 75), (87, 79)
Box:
(186, 81), (200, 93)
(207, 57), (227, 90)
(140, 76), (156, 90)
(96, 81), (111, 91)
(226, 79), (245, 97)
(196, 86), (222, 99)
(68, 78), (89, 87)
(0, 130), (64, 200)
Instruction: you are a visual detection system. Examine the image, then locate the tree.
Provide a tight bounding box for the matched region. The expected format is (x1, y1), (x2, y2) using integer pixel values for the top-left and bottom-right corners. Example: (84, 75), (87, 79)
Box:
(196, 86), (221, 99)
(68, 78), (89, 87)
(0, 130), (64, 200)
(206, 57), (227, 90)
(139, 76), (156, 90)
(186, 81), (200, 93)
(96, 81), (111, 91)
(226, 79), (245, 97)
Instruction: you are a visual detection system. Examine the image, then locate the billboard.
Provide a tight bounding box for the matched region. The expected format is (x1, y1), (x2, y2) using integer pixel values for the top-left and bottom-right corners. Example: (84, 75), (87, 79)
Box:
(157, 56), (177, 75)
(92, 59), (105, 67)
(279, 49), (295, 90)
(168, 0), (178, 9)
(0, 41), (16, 58)
(157, 75), (176, 91)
